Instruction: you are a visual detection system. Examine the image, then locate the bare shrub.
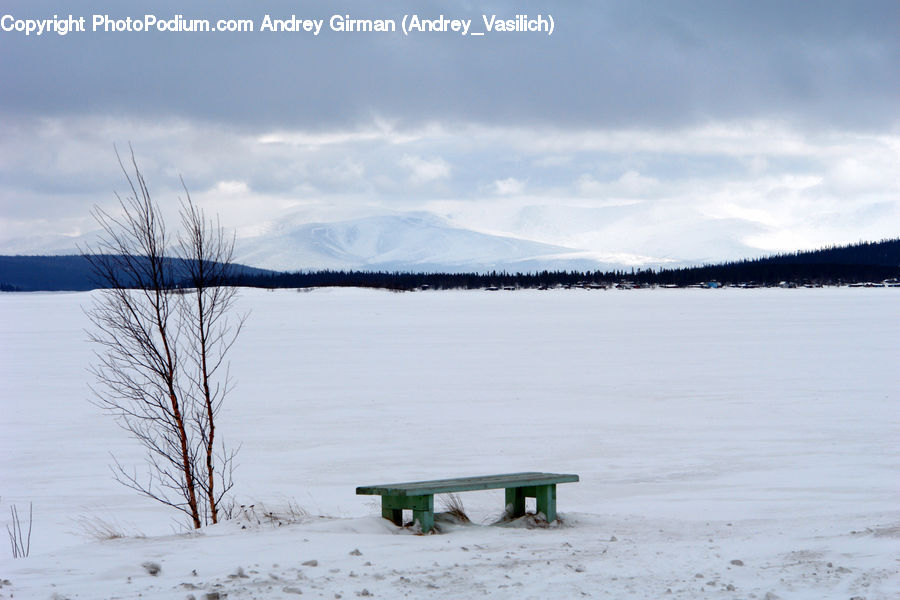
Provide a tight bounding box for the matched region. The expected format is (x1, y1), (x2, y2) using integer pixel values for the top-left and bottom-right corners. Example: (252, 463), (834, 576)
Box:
(7, 503), (32, 558)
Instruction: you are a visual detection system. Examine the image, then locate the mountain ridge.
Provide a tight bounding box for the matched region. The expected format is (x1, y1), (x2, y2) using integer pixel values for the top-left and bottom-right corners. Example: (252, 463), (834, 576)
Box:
(0, 211), (641, 274)
(233, 212), (634, 273)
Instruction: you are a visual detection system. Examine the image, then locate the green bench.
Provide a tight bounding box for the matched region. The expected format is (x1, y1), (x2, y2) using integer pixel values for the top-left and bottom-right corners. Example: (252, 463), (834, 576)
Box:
(356, 472), (579, 533)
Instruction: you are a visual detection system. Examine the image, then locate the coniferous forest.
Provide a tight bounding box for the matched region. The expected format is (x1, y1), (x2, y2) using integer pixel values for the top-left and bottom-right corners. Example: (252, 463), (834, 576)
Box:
(226, 238), (900, 291)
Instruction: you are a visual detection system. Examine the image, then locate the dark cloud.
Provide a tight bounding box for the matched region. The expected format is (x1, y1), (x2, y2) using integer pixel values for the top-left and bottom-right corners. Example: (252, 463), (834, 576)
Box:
(1, 0), (897, 130)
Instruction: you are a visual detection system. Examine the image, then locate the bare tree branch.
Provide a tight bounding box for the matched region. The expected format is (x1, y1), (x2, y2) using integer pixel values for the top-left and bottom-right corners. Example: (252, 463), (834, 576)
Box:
(82, 146), (243, 529)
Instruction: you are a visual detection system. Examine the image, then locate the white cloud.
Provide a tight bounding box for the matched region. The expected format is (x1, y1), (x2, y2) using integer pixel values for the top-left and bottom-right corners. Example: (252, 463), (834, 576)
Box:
(616, 170), (660, 195)
(575, 171), (660, 200)
(398, 154), (450, 184)
(492, 177), (525, 196)
(575, 174), (603, 196)
(256, 121), (429, 148)
(213, 180), (250, 195)
(533, 155), (572, 168)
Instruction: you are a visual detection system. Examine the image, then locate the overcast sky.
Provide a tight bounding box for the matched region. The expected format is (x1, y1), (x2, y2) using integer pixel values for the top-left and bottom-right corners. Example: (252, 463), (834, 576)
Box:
(1, 0), (898, 263)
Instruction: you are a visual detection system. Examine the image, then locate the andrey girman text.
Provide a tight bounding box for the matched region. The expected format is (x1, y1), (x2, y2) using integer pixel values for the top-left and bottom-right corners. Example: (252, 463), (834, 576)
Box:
(1, 13), (554, 37)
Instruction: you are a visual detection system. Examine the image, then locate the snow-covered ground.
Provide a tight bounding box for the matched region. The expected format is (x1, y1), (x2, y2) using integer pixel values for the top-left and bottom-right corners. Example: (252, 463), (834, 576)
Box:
(1, 287), (898, 599)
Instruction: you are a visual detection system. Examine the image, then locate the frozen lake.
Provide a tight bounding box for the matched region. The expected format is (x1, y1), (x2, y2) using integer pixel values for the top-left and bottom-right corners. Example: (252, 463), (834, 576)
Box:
(1, 287), (898, 598)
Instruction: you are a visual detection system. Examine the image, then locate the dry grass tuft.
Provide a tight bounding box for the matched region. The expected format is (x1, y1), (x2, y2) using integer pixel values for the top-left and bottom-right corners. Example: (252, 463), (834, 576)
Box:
(76, 515), (144, 541)
(439, 493), (471, 523)
(228, 500), (310, 528)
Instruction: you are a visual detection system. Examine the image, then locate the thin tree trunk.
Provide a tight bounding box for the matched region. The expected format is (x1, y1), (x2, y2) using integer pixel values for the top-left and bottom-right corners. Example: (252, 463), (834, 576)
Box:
(169, 389), (202, 529)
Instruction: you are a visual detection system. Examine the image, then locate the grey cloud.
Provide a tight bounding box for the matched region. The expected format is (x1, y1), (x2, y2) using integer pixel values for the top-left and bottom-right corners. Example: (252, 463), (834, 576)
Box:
(1, 0), (897, 130)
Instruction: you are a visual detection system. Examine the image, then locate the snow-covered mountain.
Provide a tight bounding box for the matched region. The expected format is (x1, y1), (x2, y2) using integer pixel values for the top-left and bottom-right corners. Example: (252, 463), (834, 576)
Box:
(234, 212), (624, 272)
(0, 210), (652, 273)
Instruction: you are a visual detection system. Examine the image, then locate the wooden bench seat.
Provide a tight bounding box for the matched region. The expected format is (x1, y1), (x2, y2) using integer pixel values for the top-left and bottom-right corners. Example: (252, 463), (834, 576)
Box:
(356, 472), (579, 533)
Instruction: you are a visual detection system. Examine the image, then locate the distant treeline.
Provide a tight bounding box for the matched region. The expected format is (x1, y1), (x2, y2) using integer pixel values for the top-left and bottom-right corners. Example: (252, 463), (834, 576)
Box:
(2, 239), (898, 292)
(228, 238), (900, 291)
(0, 254), (271, 292)
(634, 238), (900, 287)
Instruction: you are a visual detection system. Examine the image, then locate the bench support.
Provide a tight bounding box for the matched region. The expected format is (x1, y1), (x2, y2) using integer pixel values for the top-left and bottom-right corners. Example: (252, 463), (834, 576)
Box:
(380, 494), (435, 533)
(505, 484), (558, 523)
(535, 484), (557, 523)
(381, 484), (561, 533)
(505, 487), (526, 517)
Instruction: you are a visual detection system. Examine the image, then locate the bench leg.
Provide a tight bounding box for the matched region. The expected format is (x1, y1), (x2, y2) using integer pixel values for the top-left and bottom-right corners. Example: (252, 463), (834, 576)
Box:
(505, 487), (526, 518)
(413, 506), (434, 533)
(381, 494), (435, 533)
(410, 494), (435, 533)
(381, 504), (403, 526)
(535, 484), (557, 523)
